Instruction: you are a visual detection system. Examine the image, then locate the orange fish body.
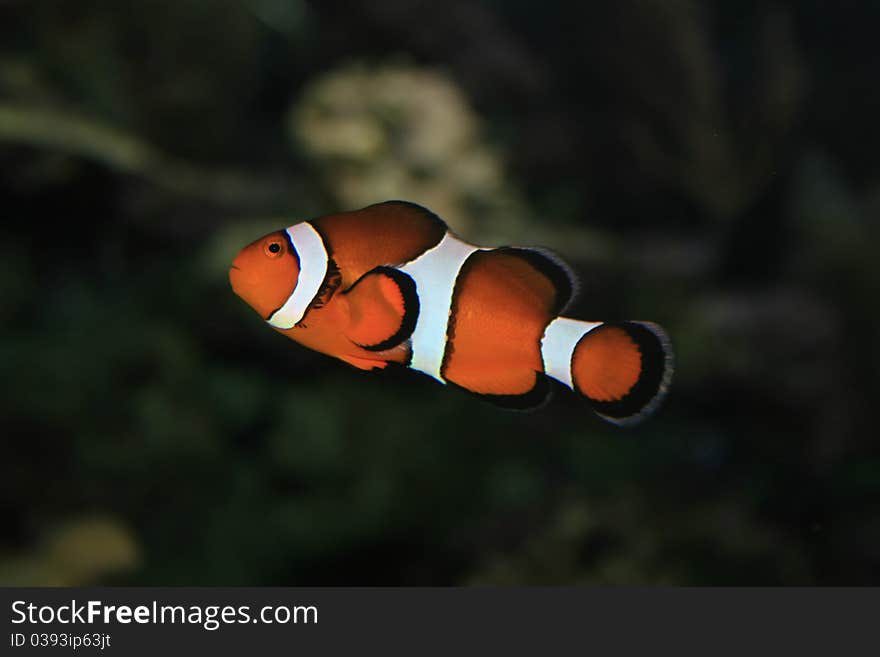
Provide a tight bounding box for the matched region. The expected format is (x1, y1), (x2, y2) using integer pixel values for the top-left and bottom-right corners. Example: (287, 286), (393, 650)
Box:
(230, 201), (672, 424)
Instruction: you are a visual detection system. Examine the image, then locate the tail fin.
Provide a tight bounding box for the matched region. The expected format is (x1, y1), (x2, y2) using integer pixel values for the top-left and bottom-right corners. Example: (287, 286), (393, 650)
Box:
(541, 319), (673, 425)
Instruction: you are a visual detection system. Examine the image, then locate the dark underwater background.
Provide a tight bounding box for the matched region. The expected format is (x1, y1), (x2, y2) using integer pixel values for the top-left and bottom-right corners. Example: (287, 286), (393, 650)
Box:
(1, 0), (878, 585)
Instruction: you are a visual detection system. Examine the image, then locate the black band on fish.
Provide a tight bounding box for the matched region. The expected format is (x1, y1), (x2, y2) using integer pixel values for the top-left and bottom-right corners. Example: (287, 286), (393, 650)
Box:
(309, 259), (342, 311)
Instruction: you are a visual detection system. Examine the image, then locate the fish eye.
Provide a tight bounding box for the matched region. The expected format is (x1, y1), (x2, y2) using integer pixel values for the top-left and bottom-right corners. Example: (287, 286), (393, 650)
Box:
(264, 241), (284, 257)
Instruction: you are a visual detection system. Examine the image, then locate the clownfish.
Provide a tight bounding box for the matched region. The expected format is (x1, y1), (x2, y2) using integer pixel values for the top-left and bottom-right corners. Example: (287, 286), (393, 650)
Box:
(229, 201), (672, 424)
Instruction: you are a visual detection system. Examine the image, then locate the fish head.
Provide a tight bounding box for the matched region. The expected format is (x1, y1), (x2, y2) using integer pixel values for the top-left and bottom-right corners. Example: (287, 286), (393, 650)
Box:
(229, 229), (301, 320)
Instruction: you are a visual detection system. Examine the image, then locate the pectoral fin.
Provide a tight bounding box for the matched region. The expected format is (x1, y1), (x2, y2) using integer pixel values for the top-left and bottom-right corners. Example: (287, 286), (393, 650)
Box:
(343, 267), (419, 351)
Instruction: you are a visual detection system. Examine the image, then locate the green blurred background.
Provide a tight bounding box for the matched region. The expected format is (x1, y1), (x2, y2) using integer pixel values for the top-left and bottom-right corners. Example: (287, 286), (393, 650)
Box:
(1, 0), (878, 585)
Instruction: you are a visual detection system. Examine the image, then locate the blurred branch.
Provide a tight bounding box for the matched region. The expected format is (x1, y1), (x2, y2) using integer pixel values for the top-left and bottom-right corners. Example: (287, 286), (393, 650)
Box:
(0, 103), (293, 208)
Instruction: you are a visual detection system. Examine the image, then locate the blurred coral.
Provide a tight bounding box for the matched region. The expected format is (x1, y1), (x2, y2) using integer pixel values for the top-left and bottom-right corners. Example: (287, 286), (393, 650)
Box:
(291, 62), (527, 240)
(0, 517), (139, 586)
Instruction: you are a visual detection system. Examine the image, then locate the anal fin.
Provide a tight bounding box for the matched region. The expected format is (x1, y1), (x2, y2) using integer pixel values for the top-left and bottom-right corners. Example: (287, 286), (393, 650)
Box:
(340, 355), (389, 371)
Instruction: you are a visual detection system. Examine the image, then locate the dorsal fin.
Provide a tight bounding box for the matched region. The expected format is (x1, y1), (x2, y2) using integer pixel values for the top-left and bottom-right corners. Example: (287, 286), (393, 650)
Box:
(493, 247), (578, 315)
(311, 201), (447, 288)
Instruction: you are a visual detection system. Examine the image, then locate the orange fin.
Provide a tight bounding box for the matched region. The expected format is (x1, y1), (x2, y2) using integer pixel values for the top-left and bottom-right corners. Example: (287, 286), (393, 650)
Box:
(343, 267), (418, 351)
(311, 201), (447, 287)
(448, 374), (554, 411)
(571, 321), (673, 425)
(491, 247), (577, 315)
(339, 355), (389, 371)
(574, 325), (642, 402)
